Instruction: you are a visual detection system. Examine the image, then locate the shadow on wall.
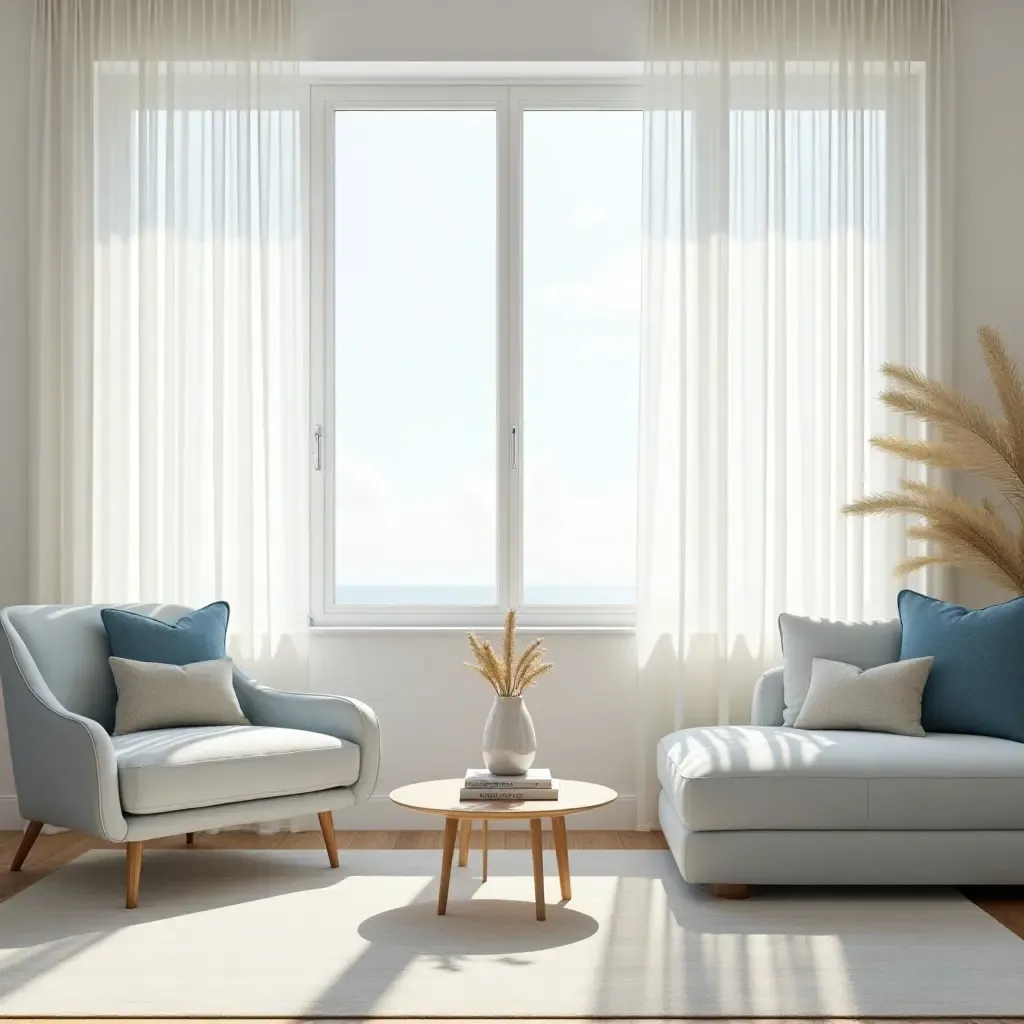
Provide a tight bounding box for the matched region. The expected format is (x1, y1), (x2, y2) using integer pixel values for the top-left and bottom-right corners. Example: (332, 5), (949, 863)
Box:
(228, 628), (309, 693)
(640, 629), (769, 733)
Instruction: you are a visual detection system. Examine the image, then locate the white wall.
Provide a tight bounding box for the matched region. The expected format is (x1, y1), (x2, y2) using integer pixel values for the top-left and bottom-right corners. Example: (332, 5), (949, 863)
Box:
(950, 0), (1024, 608)
(0, 0), (1022, 828)
(0, 0), (32, 825)
(313, 629), (638, 828)
(295, 0), (648, 61)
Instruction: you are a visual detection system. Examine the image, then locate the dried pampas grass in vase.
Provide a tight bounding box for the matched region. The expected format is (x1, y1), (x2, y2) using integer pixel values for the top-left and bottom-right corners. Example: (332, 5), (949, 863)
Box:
(465, 610), (552, 775)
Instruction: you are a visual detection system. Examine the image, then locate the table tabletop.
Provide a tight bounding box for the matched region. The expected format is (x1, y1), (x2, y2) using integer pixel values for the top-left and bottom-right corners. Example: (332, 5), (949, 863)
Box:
(389, 778), (617, 820)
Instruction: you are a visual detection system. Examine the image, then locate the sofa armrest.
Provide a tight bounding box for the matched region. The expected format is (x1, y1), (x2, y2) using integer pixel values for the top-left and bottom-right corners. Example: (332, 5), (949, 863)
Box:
(233, 672), (381, 805)
(0, 612), (128, 841)
(750, 666), (785, 726)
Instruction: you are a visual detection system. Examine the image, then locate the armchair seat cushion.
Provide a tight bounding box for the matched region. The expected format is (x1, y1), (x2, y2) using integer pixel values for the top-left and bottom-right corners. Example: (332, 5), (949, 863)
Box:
(112, 725), (360, 814)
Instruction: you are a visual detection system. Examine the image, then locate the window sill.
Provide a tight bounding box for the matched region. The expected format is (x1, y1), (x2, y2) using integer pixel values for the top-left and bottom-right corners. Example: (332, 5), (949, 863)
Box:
(308, 624), (636, 636)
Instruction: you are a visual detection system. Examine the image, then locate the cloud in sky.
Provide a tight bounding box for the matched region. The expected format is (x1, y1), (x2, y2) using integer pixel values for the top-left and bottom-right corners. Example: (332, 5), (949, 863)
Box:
(544, 245), (641, 318)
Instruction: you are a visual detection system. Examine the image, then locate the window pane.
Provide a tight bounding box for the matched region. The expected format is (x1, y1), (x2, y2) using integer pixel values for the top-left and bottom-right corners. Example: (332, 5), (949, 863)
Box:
(522, 110), (642, 605)
(333, 110), (497, 605)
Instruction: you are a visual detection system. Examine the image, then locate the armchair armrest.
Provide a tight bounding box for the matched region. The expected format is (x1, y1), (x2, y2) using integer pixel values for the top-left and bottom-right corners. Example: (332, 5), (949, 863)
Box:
(233, 672), (381, 805)
(0, 612), (128, 841)
(750, 665), (785, 726)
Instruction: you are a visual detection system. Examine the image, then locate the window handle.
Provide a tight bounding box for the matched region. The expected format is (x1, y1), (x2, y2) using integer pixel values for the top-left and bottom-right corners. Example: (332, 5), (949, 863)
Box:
(313, 424), (323, 471)
(511, 425), (518, 472)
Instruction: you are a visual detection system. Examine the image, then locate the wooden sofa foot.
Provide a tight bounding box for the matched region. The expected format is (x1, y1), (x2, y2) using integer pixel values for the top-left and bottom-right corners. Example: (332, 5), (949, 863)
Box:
(125, 842), (143, 909)
(9, 820), (43, 872)
(185, 832), (195, 845)
(318, 811), (339, 868)
(712, 883), (749, 899)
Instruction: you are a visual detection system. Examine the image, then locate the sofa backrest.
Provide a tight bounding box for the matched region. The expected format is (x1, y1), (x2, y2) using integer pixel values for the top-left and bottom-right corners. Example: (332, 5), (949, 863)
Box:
(1, 603), (192, 733)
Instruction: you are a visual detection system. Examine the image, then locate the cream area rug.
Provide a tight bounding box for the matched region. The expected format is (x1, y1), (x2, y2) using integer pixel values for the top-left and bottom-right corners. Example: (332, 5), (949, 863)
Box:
(2, 848), (1024, 1017)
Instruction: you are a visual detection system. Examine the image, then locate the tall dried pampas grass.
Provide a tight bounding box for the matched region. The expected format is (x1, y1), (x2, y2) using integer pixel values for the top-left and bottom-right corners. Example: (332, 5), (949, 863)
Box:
(465, 610), (553, 698)
(843, 326), (1024, 594)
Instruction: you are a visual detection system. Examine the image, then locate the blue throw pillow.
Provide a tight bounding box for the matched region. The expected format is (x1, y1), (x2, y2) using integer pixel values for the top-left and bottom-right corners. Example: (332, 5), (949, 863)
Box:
(898, 589), (1024, 743)
(101, 602), (230, 665)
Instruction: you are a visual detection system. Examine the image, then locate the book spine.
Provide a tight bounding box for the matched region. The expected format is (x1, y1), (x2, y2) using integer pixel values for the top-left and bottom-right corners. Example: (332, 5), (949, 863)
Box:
(463, 780), (552, 789)
(460, 788), (559, 801)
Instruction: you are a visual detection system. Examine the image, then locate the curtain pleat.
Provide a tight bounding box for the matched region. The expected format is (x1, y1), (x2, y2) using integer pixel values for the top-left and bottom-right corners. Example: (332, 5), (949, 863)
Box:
(636, 0), (952, 826)
(30, 0), (306, 691)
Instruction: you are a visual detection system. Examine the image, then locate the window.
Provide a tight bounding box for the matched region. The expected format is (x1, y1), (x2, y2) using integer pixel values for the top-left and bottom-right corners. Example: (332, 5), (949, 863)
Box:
(332, 109), (498, 607)
(521, 110), (642, 606)
(310, 72), (909, 627)
(311, 83), (643, 626)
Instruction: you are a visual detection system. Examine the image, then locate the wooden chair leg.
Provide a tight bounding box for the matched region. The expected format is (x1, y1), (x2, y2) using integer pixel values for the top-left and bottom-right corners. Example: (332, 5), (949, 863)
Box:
(458, 818), (472, 867)
(185, 832), (195, 845)
(9, 821), (43, 872)
(318, 811), (339, 868)
(125, 842), (143, 909)
(712, 883), (750, 899)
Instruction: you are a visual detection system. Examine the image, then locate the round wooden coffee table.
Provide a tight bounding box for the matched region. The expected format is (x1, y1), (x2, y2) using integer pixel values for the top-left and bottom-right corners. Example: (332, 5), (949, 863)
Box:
(390, 778), (617, 920)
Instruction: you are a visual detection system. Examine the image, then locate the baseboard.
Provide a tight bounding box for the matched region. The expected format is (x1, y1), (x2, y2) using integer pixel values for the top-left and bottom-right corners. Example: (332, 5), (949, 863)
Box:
(0, 793), (639, 833)
(0, 797), (67, 834)
(0, 795), (21, 831)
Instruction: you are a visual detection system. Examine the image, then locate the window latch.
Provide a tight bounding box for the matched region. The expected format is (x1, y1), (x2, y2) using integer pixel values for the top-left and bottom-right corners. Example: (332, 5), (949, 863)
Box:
(511, 425), (518, 472)
(313, 424), (323, 471)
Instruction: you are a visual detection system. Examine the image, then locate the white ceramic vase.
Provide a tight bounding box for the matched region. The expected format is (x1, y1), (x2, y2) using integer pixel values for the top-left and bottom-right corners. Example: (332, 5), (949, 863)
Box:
(482, 695), (537, 775)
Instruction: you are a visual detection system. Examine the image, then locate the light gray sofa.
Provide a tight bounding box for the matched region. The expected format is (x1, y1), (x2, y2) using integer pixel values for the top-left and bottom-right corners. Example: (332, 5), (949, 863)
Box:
(659, 666), (1024, 896)
(0, 603), (380, 907)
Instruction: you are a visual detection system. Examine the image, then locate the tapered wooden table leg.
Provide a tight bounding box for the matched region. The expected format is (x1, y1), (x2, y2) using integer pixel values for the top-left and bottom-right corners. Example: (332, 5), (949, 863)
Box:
(437, 817), (459, 915)
(125, 842), (143, 909)
(530, 818), (546, 921)
(482, 820), (488, 882)
(10, 820), (43, 872)
(388, 778), (617, 921)
(552, 816), (571, 900)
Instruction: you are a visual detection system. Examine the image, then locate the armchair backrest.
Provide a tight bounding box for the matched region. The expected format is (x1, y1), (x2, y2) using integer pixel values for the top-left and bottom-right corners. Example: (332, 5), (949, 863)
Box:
(0, 603), (192, 733)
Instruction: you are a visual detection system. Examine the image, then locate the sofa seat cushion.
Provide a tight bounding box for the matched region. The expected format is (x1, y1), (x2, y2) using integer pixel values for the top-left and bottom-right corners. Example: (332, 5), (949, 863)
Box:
(658, 725), (1024, 831)
(112, 725), (360, 814)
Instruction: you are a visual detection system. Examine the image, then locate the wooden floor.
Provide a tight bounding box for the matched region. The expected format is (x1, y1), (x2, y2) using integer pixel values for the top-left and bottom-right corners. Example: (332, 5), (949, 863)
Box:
(0, 827), (669, 908)
(2, 827), (1024, 1024)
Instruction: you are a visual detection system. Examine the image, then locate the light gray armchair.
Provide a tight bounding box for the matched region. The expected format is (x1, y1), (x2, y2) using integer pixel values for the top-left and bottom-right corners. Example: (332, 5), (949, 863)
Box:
(0, 603), (380, 908)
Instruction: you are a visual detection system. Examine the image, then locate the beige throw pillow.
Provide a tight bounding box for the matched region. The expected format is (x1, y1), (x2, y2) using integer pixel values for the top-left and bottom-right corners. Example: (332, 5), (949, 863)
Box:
(794, 656), (934, 737)
(109, 657), (249, 735)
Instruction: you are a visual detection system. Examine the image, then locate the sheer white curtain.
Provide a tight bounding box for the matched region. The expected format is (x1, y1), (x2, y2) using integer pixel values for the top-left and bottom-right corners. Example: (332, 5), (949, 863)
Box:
(637, 0), (952, 825)
(30, 0), (306, 688)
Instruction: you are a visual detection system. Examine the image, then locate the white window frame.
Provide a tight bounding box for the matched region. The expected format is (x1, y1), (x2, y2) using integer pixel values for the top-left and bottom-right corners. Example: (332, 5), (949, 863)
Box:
(308, 66), (918, 629)
(309, 77), (644, 628)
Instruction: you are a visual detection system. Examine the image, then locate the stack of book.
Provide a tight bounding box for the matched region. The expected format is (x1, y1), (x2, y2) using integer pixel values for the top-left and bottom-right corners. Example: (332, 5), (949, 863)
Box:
(460, 768), (559, 801)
